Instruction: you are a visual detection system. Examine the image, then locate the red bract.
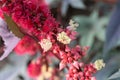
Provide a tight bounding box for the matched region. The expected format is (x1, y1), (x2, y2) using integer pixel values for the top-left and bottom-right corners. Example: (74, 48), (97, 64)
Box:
(14, 36), (38, 55)
(1, 0), (59, 35)
(42, 17), (59, 32)
(27, 61), (41, 78)
(66, 29), (78, 40)
(59, 60), (67, 70)
(66, 62), (96, 80)
(0, 9), (3, 18)
(59, 45), (87, 65)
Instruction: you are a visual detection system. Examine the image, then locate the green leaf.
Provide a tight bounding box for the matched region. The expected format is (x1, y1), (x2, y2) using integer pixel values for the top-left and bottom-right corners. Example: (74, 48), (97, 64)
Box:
(95, 54), (120, 80)
(94, 17), (109, 41)
(72, 10), (99, 35)
(108, 69), (120, 80)
(72, 16), (93, 35)
(96, 28), (105, 41)
(4, 14), (24, 38)
(103, 4), (120, 56)
(69, 0), (86, 9)
(80, 31), (95, 47)
(61, 0), (69, 16)
(61, 0), (85, 16)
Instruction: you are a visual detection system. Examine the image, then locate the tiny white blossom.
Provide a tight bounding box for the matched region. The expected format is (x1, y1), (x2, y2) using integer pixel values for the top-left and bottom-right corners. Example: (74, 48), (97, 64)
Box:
(67, 19), (79, 31)
(57, 31), (71, 44)
(39, 39), (52, 52)
(94, 59), (105, 70)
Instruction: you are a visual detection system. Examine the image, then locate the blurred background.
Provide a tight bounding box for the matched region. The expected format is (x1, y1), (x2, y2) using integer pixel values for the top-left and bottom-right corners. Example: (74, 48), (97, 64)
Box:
(0, 0), (120, 80)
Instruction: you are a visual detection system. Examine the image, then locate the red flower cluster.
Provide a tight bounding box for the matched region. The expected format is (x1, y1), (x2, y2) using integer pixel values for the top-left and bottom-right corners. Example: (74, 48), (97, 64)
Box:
(14, 36), (39, 55)
(0, 0), (98, 80)
(27, 60), (41, 78)
(0, 9), (4, 18)
(66, 62), (96, 80)
(1, 0), (59, 35)
(59, 45), (86, 70)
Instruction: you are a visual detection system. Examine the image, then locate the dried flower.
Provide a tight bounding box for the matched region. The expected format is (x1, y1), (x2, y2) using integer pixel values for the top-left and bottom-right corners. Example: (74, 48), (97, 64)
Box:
(94, 59), (105, 70)
(39, 39), (52, 52)
(57, 31), (71, 44)
(67, 19), (79, 31)
(37, 65), (53, 80)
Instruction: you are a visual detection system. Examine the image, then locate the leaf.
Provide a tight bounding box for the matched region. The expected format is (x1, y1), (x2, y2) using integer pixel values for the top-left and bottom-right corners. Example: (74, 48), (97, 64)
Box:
(103, 3), (120, 56)
(80, 31), (95, 47)
(72, 16), (93, 36)
(0, 54), (31, 80)
(95, 54), (120, 80)
(96, 28), (105, 41)
(108, 69), (120, 80)
(90, 10), (99, 22)
(4, 14), (24, 38)
(0, 18), (20, 60)
(117, 39), (120, 46)
(94, 17), (109, 41)
(46, 0), (55, 4)
(61, 0), (85, 16)
(61, 0), (69, 16)
(69, 0), (85, 9)
(72, 10), (98, 35)
(72, 10), (99, 47)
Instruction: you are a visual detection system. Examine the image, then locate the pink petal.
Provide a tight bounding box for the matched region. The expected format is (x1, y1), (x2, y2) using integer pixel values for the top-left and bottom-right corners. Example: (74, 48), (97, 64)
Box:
(73, 61), (79, 69)
(59, 60), (67, 70)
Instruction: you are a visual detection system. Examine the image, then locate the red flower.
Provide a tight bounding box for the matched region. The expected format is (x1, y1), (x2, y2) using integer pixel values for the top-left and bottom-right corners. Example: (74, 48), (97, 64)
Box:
(14, 36), (38, 55)
(66, 62), (96, 80)
(1, 0), (59, 35)
(42, 17), (59, 32)
(0, 9), (4, 18)
(27, 61), (41, 78)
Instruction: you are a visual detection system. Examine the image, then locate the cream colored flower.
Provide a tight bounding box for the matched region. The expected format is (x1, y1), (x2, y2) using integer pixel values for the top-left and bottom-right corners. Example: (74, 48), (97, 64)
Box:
(37, 65), (53, 80)
(67, 19), (79, 31)
(39, 39), (52, 52)
(94, 59), (105, 70)
(57, 31), (71, 44)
